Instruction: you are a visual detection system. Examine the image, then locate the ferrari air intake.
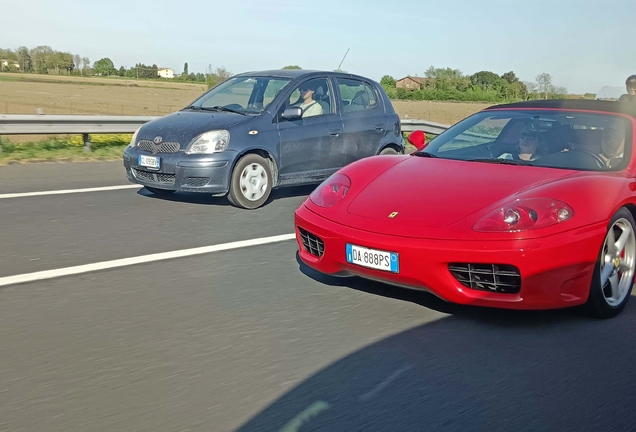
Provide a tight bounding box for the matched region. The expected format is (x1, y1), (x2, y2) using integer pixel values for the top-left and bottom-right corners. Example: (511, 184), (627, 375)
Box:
(448, 263), (521, 294)
(298, 228), (325, 257)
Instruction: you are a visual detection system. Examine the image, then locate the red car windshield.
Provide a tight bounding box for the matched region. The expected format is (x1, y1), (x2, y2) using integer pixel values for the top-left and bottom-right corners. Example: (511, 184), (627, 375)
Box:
(424, 110), (632, 171)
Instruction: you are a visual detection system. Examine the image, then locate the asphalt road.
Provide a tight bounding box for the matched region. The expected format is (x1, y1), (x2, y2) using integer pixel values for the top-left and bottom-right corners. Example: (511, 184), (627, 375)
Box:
(1, 161), (635, 432)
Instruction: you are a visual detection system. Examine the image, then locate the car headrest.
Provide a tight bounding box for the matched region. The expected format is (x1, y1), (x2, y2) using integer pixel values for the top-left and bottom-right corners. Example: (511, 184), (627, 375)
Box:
(352, 90), (369, 106)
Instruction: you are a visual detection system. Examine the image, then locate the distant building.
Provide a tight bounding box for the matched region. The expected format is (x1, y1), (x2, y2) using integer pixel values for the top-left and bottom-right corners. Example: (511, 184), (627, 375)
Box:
(0, 59), (20, 70)
(396, 76), (433, 90)
(158, 67), (174, 79)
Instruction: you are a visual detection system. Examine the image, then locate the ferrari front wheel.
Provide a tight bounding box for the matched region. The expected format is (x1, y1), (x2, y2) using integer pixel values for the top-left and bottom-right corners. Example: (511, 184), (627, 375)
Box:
(585, 208), (636, 318)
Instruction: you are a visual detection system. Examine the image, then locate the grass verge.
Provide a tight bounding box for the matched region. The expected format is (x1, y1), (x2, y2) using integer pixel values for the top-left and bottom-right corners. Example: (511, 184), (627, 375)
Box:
(0, 132), (429, 164)
(0, 134), (130, 165)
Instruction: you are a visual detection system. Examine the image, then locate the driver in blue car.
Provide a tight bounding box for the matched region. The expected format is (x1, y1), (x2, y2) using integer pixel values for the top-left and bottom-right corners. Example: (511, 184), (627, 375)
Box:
(294, 81), (323, 117)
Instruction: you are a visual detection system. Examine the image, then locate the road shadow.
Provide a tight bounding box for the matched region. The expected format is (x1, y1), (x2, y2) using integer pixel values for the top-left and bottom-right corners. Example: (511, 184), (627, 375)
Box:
(295, 252), (584, 324)
(237, 264), (636, 431)
(136, 184), (317, 206)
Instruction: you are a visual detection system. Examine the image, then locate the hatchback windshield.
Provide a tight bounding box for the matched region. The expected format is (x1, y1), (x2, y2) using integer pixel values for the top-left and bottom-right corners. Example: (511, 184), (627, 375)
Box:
(188, 76), (292, 114)
(423, 110), (632, 171)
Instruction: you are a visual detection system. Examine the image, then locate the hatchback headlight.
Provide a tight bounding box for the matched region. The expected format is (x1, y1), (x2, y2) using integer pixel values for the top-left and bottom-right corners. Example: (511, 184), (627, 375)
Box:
(185, 130), (230, 154)
(126, 128), (140, 149)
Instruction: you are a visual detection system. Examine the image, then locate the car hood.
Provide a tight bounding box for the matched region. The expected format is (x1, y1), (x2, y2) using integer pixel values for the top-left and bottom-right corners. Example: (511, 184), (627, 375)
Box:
(137, 110), (253, 147)
(345, 157), (577, 229)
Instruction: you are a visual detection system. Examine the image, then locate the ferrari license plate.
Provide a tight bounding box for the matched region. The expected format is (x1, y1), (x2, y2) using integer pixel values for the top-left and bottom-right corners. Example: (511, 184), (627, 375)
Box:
(138, 154), (160, 169)
(346, 244), (399, 273)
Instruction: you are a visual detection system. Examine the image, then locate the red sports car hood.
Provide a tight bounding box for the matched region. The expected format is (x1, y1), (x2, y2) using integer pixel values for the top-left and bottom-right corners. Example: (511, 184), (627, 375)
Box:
(346, 157), (576, 229)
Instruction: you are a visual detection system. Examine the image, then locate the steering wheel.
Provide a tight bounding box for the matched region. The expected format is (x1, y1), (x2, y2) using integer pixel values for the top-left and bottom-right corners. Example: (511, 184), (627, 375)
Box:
(566, 150), (607, 169)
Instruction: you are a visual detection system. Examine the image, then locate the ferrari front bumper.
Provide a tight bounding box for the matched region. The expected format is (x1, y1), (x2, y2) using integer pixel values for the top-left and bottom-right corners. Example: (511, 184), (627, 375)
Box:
(294, 204), (608, 310)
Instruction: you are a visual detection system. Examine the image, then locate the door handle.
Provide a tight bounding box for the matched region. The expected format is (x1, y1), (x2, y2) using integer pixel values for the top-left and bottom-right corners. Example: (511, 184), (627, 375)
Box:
(375, 124), (385, 133)
(329, 129), (341, 136)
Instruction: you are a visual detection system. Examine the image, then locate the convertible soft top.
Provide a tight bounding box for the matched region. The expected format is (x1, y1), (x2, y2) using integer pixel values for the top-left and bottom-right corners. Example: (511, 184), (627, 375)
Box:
(486, 99), (636, 118)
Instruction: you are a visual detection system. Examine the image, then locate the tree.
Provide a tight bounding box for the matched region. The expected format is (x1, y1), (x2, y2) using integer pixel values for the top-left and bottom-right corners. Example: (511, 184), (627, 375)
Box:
(380, 75), (396, 88)
(73, 54), (81, 75)
(470, 71), (501, 89)
(215, 66), (232, 81)
(81, 57), (90, 70)
(206, 66), (233, 88)
(501, 71), (519, 84)
(93, 58), (116, 76)
(183, 62), (188, 76)
(17, 47), (32, 72)
(118, 66), (126, 77)
(425, 66), (464, 80)
(536, 73), (552, 99)
(282, 65), (302, 69)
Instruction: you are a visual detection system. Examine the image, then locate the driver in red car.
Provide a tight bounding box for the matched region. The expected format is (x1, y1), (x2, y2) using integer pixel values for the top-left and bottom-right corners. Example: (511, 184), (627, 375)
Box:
(516, 125), (548, 161)
(600, 125), (625, 167)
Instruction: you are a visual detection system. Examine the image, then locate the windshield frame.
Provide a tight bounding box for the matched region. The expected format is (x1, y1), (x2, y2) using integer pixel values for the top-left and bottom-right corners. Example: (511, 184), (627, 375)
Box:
(185, 75), (294, 115)
(423, 108), (634, 172)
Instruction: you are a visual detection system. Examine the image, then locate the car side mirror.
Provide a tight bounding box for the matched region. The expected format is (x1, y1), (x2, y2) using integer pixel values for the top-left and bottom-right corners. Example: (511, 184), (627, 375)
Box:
(408, 130), (427, 151)
(282, 107), (302, 120)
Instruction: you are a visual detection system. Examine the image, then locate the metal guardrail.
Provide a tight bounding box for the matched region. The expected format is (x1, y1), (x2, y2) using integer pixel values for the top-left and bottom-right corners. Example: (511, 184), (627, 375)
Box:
(0, 114), (161, 151)
(0, 114), (450, 150)
(399, 119), (450, 135)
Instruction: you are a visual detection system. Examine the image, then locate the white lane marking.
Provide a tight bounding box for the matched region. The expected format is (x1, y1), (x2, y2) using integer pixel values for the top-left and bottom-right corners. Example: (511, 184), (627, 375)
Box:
(279, 401), (330, 432)
(0, 233), (296, 288)
(359, 366), (412, 402)
(0, 185), (140, 199)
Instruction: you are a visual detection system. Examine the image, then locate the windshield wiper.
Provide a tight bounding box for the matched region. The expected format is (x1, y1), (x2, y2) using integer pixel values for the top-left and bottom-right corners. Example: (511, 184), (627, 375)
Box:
(184, 105), (201, 110)
(203, 106), (248, 116)
(412, 151), (439, 158)
(467, 158), (533, 166)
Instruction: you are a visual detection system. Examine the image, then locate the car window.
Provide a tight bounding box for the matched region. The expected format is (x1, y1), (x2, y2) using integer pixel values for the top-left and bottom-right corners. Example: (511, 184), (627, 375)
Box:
(435, 117), (511, 151)
(338, 78), (378, 112)
(425, 110), (631, 171)
(193, 76), (291, 113)
(285, 77), (334, 118)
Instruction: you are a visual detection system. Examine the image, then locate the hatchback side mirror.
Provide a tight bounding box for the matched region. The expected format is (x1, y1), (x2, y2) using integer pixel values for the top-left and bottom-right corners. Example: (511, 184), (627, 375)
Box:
(282, 107), (302, 120)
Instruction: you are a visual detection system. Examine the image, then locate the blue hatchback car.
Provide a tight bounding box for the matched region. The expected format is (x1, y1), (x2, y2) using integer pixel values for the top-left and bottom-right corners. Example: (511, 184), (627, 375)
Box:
(123, 69), (403, 209)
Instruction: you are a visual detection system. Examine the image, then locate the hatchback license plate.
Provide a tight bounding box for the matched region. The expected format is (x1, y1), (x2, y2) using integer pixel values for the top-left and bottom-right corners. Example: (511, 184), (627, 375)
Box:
(138, 154), (160, 169)
(346, 244), (399, 273)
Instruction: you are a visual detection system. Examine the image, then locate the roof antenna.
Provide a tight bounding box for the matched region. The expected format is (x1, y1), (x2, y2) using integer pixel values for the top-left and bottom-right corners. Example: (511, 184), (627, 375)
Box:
(337, 48), (350, 71)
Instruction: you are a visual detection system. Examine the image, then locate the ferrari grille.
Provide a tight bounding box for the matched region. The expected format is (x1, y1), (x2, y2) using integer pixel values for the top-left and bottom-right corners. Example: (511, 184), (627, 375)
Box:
(138, 140), (180, 154)
(298, 227), (324, 257)
(448, 263), (521, 294)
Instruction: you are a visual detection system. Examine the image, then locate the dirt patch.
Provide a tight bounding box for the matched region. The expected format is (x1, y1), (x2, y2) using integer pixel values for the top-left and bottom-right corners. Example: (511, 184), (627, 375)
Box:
(392, 100), (493, 125)
(0, 73), (207, 116)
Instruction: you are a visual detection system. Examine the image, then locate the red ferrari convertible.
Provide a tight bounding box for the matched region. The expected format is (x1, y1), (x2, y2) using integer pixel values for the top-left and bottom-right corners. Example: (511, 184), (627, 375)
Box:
(295, 100), (636, 318)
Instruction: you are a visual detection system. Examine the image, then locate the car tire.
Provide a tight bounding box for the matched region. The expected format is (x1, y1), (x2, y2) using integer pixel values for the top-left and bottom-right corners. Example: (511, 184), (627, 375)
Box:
(584, 207), (636, 318)
(145, 186), (176, 195)
(227, 154), (273, 210)
(379, 147), (399, 155)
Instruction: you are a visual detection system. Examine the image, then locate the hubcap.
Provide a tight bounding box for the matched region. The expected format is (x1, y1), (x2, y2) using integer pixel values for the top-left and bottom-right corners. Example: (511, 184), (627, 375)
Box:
(600, 218), (636, 306)
(239, 163), (268, 201)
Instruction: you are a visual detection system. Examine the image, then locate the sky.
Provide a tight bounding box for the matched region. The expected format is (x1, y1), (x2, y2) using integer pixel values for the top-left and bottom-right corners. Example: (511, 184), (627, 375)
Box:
(1, 0), (635, 94)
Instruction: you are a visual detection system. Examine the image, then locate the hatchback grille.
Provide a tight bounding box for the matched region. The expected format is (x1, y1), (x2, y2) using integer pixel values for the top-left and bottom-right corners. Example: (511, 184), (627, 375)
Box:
(448, 263), (521, 294)
(132, 168), (175, 185)
(298, 228), (325, 257)
(186, 177), (210, 187)
(137, 140), (180, 154)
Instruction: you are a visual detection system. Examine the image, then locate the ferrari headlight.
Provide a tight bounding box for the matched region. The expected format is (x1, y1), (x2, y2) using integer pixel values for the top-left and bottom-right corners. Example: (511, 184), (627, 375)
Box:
(185, 130), (230, 155)
(126, 128), (140, 149)
(309, 173), (351, 208)
(473, 198), (574, 232)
